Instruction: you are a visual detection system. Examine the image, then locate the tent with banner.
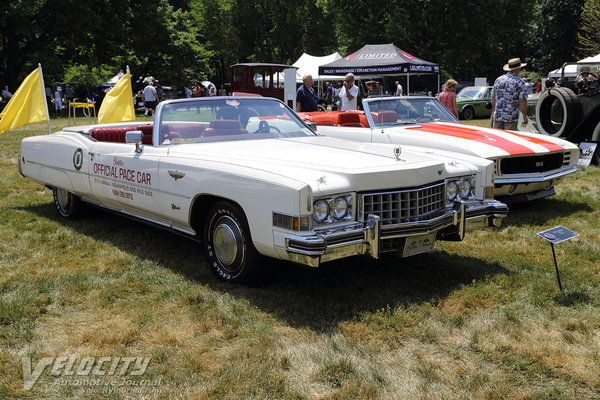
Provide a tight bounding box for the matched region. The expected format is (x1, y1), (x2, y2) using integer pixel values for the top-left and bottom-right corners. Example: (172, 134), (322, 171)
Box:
(318, 43), (440, 94)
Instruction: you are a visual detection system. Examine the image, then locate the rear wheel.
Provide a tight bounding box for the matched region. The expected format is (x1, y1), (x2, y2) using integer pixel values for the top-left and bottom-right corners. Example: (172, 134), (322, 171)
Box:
(53, 187), (82, 219)
(461, 107), (475, 120)
(203, 202), (260, 283)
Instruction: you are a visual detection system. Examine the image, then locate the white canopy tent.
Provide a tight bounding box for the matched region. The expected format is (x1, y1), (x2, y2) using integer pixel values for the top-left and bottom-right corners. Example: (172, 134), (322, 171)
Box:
(292, 52), (342, 83)
(548, 53), (600, 78)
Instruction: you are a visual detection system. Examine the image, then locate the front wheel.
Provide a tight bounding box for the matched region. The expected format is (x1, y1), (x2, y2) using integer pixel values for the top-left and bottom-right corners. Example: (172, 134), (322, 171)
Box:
(53, 187), (82, 218)
(203, 202), (260, 283)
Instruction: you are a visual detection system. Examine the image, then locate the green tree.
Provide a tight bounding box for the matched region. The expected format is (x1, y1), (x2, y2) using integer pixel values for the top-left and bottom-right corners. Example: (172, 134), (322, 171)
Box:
(577, 0), (600, 57)
(529, 0), (586, 74)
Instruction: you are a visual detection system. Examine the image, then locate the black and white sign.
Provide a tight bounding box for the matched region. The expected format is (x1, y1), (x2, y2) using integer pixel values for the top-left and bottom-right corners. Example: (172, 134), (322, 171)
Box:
(578, 142), (597, 166)
(537, 225), (579, 244)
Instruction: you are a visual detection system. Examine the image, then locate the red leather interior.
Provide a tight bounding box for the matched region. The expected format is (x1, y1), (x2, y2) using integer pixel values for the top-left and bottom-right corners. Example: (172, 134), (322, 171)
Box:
(337, 112), (363, 127)
(372, 110), (398, 124)
(203, 119), (248, 136)
(90, 125), (154, 144)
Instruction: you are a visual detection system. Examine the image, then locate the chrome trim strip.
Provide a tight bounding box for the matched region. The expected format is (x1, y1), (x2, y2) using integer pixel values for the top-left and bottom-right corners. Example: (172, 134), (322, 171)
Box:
(82, 199), (196, 236)
(494, 165), (578, 184)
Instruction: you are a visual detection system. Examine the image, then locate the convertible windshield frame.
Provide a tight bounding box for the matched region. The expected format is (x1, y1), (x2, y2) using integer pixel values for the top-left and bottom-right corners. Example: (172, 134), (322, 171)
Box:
(362, 96), (459, 128)
(154, 97), (316, 145)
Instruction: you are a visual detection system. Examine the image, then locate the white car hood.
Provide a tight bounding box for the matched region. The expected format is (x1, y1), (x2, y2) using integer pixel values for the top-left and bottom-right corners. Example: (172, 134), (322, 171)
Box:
(167, 136), (470, 194)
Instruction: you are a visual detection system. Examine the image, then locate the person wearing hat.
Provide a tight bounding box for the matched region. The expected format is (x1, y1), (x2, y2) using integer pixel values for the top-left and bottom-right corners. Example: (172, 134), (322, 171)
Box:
(54, 86), (63, 116)
(491, 57), (528, 130)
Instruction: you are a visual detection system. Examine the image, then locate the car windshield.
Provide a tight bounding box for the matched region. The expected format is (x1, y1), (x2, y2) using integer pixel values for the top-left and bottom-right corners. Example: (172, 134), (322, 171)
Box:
(457, 87), (486, 99)
(158, 98), (315, 145)
(363, 97), (459, 126)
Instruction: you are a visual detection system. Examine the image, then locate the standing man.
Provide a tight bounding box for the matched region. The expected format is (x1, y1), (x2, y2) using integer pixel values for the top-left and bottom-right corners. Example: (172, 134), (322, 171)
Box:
(64, 84), (75, 105)
(142, 81), (159, 117)
(491, 57), (528, 130)
(395, 80), (403, 96)
(296, 74), (318, 112)
(324, 82), (333, 105)
(339, 73), (359, 111)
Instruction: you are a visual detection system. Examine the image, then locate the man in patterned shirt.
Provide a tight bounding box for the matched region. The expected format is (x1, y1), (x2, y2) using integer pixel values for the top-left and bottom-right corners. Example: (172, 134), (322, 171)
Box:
(491, 58), (528, 130)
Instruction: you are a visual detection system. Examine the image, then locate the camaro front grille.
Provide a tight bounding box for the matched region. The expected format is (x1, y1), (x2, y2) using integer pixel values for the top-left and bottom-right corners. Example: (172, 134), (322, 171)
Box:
(499, 153), (564, 174)
(360, 182), (445, 226)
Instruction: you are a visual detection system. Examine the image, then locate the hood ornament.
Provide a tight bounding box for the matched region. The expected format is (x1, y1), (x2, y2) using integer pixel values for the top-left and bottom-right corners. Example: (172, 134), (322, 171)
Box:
(317, 175), (327, 185)
(393, 146), (402, 160)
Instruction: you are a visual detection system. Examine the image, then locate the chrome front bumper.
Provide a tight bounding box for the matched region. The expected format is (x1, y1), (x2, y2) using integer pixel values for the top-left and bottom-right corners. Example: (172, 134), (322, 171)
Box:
(285, 200), (508, 267)
(493, 166), (578, 202)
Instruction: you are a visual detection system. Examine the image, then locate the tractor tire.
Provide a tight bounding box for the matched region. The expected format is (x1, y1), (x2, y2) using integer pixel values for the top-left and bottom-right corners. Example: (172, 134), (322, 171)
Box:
(535, 87), (581, 138)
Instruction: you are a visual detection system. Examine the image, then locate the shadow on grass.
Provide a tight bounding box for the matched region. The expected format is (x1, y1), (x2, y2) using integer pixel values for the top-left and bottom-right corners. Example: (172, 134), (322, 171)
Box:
(502, 198), (592, 228)
(21, 202), (511, 333)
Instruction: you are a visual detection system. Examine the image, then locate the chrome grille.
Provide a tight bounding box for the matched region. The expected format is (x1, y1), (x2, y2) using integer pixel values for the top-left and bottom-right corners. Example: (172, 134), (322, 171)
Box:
(360, 182), (445, 226)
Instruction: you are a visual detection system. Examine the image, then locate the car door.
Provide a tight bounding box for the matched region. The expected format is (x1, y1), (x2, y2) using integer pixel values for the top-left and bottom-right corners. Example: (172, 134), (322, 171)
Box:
(87, 141), (167, 222)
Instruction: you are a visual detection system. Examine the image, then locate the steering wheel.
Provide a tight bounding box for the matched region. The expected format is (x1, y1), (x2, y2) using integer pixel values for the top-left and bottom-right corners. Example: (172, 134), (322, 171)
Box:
(161, 131), (182, 143)
(254, 120), (280, 133)
(576, 71), (598, 81)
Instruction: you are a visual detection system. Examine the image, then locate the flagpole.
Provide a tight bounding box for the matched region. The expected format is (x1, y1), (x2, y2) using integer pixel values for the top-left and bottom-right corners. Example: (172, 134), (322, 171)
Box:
(38, 63), (52, 134)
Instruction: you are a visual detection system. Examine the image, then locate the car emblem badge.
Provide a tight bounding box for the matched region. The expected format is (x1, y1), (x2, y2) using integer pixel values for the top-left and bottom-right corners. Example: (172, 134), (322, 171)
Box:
(73, 148), (83, 170)
(438, 170), (443, 175)
(536, 161), (544, 167)
(168, 170), (185, 181)
(317, 175), (326, 185)
(394, 146), (401, 160)
(226, 99), (240, 107)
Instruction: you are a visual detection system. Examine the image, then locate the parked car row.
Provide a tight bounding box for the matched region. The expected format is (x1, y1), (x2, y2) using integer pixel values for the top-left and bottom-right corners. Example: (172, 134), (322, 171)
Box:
(20, 95), (579, 283)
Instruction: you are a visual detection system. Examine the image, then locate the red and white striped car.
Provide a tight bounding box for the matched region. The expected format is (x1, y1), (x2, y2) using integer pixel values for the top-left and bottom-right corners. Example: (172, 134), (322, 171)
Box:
(299, 96), (579, 203)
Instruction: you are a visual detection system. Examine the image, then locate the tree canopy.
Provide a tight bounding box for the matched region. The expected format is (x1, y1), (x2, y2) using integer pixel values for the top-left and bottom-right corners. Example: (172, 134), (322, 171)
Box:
(0, 0), (596, 93)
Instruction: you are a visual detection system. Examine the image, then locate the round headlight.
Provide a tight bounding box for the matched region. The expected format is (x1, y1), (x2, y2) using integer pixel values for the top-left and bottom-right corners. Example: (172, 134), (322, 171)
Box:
(331, 196), (349, 220)
(458, 179), (472, 199)
(447, 181), (458, 201)
(313, 199), (330, 223)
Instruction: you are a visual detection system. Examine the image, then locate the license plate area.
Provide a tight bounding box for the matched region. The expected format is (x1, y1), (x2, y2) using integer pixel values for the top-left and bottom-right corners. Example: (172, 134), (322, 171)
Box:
(402, 232), (436, 257)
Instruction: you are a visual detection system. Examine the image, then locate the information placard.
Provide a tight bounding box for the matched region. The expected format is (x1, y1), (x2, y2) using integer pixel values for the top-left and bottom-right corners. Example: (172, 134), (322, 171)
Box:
(537, 225), (579, 244)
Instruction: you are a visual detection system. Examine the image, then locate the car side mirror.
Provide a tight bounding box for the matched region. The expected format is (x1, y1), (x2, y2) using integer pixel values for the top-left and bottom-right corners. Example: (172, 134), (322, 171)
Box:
(306, 121), (318, 133)
(126, 130), (143, 153)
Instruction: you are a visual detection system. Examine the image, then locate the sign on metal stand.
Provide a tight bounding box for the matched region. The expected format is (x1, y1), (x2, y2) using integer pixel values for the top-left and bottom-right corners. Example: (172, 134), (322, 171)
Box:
(536, 226), (579, 291)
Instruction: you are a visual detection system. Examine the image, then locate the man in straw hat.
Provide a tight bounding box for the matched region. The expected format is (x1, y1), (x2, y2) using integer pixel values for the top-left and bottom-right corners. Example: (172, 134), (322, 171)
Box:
(491, 57), (528, 130)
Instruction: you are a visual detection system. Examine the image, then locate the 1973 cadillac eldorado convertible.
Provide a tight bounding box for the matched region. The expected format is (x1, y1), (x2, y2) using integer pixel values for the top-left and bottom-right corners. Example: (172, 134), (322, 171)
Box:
(20, 97), (507, 282)
(299, 96), (580, 203)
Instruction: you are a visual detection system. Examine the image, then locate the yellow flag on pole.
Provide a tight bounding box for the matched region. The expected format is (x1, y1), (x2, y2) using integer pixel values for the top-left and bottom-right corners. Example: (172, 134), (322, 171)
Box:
(0, 67), (48, 135)
(98, 72), (135, 124)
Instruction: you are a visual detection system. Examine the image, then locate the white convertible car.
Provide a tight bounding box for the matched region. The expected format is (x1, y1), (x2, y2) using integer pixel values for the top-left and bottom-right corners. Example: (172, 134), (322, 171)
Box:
(299, 96), (580, 203)
(20, 97), (508, 282)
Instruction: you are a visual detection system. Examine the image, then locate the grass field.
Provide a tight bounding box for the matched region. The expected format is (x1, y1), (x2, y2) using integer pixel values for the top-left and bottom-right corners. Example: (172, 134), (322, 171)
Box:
(1, 118), (599, 399)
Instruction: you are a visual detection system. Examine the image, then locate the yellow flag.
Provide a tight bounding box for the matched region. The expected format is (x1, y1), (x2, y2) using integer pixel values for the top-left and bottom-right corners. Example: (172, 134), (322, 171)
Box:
(98, 72), (135, 124)
(0, 68), (47, 135)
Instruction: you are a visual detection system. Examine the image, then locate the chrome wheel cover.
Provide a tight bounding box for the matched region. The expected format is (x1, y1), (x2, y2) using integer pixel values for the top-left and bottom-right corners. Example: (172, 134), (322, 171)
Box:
(213, 216), (244, 270)
(56, 188), (69, 209)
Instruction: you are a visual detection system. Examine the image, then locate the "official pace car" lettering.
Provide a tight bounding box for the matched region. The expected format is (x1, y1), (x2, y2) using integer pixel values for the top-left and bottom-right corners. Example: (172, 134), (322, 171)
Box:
(93, 163), (152, 185)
